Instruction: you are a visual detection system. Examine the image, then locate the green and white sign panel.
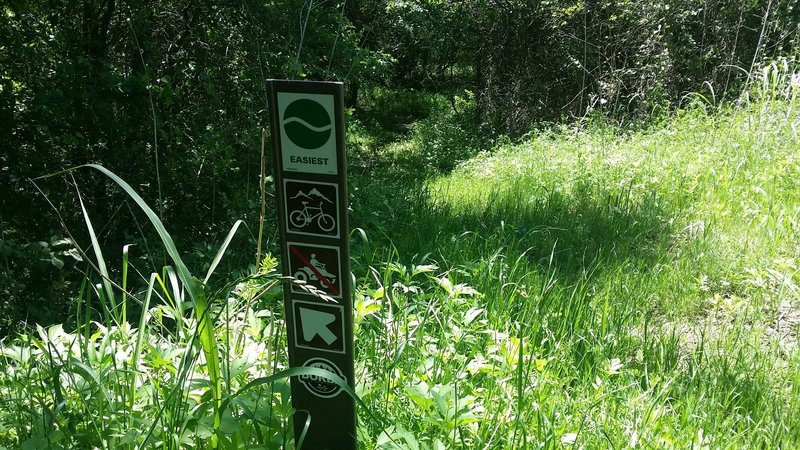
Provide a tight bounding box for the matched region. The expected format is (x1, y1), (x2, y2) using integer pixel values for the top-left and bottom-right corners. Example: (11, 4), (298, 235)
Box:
(278, 92), (338, 174)
(268, 80), (356, 450)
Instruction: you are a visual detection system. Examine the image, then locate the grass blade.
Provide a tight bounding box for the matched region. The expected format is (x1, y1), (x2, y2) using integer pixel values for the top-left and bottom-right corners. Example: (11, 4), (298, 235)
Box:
(122, 244), (132, 323)
(79, 164), (223, 447)
(76, 183), (118, 325)
(204, 220), (243, 284)
(129, 272), (157, 415)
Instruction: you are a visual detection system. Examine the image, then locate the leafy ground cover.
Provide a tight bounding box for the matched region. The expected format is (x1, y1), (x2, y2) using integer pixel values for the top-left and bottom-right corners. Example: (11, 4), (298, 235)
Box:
(352, 84), (800, 447)
(2, 85), (800, 448)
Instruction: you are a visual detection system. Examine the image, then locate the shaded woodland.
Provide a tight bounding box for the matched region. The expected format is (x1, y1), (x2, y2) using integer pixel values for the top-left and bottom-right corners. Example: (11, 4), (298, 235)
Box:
(2, 0), (799, 332)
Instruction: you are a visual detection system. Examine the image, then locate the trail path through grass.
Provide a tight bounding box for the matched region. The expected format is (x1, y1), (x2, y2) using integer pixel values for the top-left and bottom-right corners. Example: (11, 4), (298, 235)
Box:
(350, 103), (800, 448)
(2, 99), (799, 449)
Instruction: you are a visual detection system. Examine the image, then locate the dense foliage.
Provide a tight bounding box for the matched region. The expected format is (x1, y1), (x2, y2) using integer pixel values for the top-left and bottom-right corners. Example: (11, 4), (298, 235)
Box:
(1, 1), (800, 448)
(1, 0), (799, 341)
(2, 92), (799, 449)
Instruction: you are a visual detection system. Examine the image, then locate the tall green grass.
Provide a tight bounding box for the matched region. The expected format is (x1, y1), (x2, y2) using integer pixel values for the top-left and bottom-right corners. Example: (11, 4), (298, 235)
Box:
(2, 69), (800, 449)
(348, 76), (800, 448)
(0, 166), (359, 449)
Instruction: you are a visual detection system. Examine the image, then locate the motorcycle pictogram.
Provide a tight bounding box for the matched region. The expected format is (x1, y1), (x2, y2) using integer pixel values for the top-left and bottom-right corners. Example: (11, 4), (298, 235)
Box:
(293, 253), (337, 284)
(289, 201), (336, 232)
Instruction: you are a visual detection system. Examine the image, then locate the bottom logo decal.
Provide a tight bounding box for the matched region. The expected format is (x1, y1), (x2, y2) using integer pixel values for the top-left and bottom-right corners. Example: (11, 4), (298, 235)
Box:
(299, 357), (345, 398)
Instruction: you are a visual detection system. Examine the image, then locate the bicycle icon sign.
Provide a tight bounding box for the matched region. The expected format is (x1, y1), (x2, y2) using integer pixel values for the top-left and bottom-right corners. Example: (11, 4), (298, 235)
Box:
(290, 202), (335, 232)
(284, 179), (339, 237)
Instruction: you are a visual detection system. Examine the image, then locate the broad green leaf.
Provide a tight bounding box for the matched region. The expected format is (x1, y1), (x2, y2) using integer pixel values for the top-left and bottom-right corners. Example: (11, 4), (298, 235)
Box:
(20, 436), (47, 450)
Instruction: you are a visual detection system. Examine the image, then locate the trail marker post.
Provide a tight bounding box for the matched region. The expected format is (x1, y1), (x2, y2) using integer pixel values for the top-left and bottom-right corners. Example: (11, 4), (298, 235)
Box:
(267, 80), (356, 449)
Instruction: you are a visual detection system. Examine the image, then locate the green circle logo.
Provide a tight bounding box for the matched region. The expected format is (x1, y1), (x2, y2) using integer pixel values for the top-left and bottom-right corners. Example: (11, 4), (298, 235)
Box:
(282, 99), (332, 149)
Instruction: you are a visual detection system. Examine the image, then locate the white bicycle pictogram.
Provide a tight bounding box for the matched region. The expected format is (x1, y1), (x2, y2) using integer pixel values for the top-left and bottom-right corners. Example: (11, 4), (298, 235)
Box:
(289, 201), (335, 232)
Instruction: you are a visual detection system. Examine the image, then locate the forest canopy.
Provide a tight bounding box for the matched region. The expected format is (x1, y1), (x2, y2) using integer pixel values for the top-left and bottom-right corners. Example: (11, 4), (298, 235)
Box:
(2, 3), (800, 449)
(1, 0), (798, 331)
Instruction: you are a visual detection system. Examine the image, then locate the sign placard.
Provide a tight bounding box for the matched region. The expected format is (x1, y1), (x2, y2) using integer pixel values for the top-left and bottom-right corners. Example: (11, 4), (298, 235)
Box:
(278, 92), (338, 174)
(268, 80), (356, 450)
(288, 242), (342, 298)
(292, 299), (346, 354)
(285, 179), (340, 238)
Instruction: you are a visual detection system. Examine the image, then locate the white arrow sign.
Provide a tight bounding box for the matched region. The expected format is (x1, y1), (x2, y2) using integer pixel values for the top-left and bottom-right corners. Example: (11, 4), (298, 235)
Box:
(300, 307), (338, 345)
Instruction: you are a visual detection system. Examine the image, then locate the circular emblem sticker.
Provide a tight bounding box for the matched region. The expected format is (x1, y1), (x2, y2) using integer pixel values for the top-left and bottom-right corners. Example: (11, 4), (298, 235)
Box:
(299, 357), (344, 398)
(282, 99), (333, 149)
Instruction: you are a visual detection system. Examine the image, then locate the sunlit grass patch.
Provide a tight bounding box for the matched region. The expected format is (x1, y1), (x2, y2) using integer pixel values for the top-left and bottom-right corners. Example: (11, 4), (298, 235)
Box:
(2, 95), (800, 448)
(349, 101), (800, 448)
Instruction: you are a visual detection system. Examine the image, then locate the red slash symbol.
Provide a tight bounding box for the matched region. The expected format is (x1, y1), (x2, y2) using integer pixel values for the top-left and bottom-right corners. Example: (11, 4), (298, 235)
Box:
(289, 245), (340, 296)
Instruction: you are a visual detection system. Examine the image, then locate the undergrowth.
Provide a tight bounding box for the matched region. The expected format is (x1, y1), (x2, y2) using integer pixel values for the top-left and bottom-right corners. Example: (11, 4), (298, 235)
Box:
(2, 64), (800, 448)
